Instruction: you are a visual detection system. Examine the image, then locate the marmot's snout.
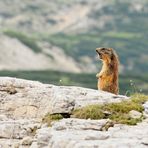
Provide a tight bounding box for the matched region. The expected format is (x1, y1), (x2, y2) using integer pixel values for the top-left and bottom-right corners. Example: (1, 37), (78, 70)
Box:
(96, 47), (114, 60)
(96, 48), (101, 54)
(96, 48), (104, 59)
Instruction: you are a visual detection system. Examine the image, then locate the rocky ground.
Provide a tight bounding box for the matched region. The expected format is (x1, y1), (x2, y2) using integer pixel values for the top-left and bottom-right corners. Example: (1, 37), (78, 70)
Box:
(0, 77), (148, 148)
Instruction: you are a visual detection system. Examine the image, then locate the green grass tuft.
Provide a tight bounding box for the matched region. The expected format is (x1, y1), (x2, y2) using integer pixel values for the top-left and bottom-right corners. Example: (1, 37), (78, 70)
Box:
(130, 93), (148, 104)
(73, 104), (106, 120)
(72, 94), (148, 125)
(42, 94), (148, 126)
(42, 113), (63, 126)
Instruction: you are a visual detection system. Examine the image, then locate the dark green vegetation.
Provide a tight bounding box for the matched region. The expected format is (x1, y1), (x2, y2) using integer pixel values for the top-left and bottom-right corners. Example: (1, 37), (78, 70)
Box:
(0, 70), (147, 95)
(46, 30), (148, 74)
(45, 1), (148, 74)
(2, 1), (148, 74)
(72, 94), (148, 125)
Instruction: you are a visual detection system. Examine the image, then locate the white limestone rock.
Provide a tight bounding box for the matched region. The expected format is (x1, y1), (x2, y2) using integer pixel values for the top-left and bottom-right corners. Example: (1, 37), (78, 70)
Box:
(33, 118), (111, 148)
(52, 118), (112, 131)
(143, 101), (148, 114)
(0, 77), (147, 148)
(31, 118), (148, 148)
(0, 114), (8, 121)
(129, 110), (142, 119)
(0, 119), (41, 139)
(21, 136), (33, 145)
(0, 77), (128, 119)
(33, 127), (52, 148)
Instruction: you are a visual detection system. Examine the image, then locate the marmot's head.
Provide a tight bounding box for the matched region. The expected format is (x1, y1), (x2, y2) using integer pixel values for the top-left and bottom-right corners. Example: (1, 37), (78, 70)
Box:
(96, 47), (117, 64)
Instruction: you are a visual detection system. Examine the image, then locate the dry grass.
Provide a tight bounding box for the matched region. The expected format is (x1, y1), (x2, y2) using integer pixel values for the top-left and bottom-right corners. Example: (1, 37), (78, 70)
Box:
(42, 94), (148, 126)
(42, 114), (63, 126)
(72, 94), (148, 125)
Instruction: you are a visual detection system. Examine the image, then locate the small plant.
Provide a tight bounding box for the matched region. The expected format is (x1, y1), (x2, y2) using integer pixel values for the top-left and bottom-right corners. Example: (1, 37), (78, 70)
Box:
(73, 104), (106, 120)
(130, 93), (148, 104)
(125, 80), (143, 96)
(72, 94), (148, 125)
(42, 113), (63, 126)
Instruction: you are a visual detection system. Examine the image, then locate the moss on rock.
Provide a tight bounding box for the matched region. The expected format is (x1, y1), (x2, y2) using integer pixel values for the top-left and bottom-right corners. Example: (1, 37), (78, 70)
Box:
(72, 94), (148, 125)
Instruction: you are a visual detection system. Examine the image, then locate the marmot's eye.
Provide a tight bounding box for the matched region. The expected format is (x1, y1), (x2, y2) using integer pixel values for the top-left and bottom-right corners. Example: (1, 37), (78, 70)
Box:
(104, 51), (109, 54)
(102, 48), (106, 51)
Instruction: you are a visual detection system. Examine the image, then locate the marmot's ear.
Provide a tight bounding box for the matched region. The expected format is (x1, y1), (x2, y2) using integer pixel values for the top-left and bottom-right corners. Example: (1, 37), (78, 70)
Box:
(111, 49), (115, 60)
(109, 48), (113, 51)
(109, 48), (114, 54)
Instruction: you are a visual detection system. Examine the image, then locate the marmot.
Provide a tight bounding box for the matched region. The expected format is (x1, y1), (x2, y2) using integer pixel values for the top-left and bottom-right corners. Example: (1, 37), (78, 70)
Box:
(96, 47), (119, 95)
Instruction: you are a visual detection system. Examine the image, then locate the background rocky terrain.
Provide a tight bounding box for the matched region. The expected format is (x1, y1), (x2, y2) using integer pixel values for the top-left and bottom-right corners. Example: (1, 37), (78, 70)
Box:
(0, 35), (81, 72)
(0, 0), (148, 73)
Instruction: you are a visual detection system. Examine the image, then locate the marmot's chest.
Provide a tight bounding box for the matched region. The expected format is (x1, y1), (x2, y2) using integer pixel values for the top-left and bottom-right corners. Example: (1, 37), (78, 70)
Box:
(99, 73), (114, 83)
(98, 68), (115, 88)
(98, 74), (116, 92)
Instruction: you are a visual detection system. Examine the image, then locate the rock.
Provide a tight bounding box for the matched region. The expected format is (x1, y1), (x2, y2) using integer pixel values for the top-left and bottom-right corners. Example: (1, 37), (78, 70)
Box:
(0, 119), (41, 139)
(31, 118), (148, 148)
(33, 127), (52, 148)
(0, 119), (40, 147)
(14, 106), (38, 119)
(21, 136), (33, 145)
(0, 114), (8, 121)
(0, 77), (128, 119)
(142, 101), (148, 119)
(0, 77), (50, 119)
(52, 118), (112, 131)
(141, 138), (148, 146)
(50, 86), (121, 114)
(0, 139), (20, 148)
(129, 110), (142, 119)
(33, 119), (110, 148)
(30, 142), (38, 148)
(143, 101), (148, 114)
(13, 142), (20, 148)
(1, 77), (148, 148)
(143, 112), (148, 119)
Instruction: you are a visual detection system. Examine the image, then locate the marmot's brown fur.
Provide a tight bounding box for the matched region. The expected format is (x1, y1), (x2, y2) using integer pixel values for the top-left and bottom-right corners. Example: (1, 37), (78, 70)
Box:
(96, 47), (119, 95)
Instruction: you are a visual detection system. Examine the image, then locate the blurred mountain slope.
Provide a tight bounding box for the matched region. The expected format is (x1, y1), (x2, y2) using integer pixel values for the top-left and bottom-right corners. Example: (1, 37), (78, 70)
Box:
(0, 0), (147, 73)
(0, 34), (81, 72)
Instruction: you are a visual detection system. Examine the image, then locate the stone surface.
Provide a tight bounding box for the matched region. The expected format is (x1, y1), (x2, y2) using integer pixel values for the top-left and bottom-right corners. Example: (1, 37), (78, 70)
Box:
(0, 77), (147, 148)
(0, 139), (21, 148)
(143, 101), (148, 114)
(31, 118), (148, 148)
(50, 86), (127, 114)
(0, 114), (8, 121)
(141, 138), (148, 146)
(0, 77), (128, 119)
(129, 110), (142, 119)
(51, 118), (112, 131)
(0, 119), (41, 139)
(33, 118), (111, 148)
(21, 136), (33, 145)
